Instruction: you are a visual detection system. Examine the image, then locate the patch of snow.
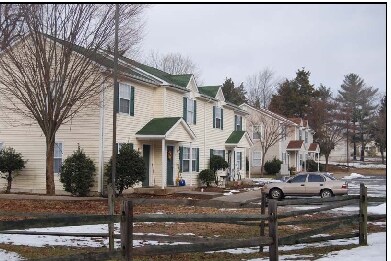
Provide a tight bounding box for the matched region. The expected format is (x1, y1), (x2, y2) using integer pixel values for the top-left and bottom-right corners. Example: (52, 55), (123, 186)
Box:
(342, 173), (369, 180)
(310, 234), (331, 238)
(331, 203), (386, 215)
(219, 208), (240, 212)
(248, 254), (314, 261)
(316, 232), (386, 261)
(176, 233), (195, 236)
(368, 222), (386, 226)
(0, 249), (24, 261)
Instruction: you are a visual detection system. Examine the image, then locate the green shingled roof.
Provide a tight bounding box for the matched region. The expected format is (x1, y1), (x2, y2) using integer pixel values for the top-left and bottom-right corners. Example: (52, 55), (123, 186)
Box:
(121, 58), (192, 88)
(198, 86), (220, 98)
(226, 131), (246, 144)
(136, 117), (182, 135)
(44, 34), (161, 85)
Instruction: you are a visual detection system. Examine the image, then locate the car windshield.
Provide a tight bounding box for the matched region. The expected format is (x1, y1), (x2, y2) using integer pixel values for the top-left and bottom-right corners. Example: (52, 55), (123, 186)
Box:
(323, 173), (336, 180)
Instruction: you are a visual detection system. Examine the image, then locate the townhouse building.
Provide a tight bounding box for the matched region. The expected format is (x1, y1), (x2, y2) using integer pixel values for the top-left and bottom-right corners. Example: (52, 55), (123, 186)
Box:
(0, 36), (252, 194)
(240, 104), (320, 176)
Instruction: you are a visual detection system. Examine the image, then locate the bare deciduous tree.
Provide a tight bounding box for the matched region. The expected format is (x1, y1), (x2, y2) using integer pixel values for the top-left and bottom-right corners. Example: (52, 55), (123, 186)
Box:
(0, 4), (25, 50)
(145, 50), (202, 84)
(250, 110), (293, 176)
(246, 68), (280, 109)
(0, 4), (146, 195)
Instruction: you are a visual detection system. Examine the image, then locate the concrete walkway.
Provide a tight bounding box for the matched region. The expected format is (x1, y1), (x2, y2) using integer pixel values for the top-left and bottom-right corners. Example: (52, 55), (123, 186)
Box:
(211, 189), (263, 204)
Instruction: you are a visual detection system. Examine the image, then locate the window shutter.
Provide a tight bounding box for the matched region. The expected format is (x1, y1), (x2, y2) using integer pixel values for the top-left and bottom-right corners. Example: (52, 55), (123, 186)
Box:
(234, 115), (237, 130)
(130, 86), (135, 116)
(209, 149), (213, 168)
(115, 82), (119, 113)
(183, 97), (187, 122)
(179, 146), (183, 172)
(212, 106), (216, 128)
(240, 116), (243, 131)
(196, 148), (199, 172)
(129, 143), (134, 150)
(223, 150), (225, 160)
(193, 100), (197, 124)
(221, 108), (224, 130)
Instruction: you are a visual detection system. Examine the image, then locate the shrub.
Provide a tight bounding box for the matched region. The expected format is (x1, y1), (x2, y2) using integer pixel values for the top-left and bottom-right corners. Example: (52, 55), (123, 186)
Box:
(105, 143), (146, 196)
(306, 159), (325, 172)
(198, 169), (215, 187)
(60, 145), (96, 196)
(210, 155), (228, 173)
(264, 157), (282, 175)
(0, 147), (26, 193)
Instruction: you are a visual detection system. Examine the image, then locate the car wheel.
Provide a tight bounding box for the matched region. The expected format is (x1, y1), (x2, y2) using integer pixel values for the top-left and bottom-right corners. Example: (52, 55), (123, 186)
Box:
(269, 188), (283, 200)
(321, 189), (333, 198)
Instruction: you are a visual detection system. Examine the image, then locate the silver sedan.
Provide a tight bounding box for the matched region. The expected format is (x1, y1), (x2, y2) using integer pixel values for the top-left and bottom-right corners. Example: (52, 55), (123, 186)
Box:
(262, 172), (348, 200)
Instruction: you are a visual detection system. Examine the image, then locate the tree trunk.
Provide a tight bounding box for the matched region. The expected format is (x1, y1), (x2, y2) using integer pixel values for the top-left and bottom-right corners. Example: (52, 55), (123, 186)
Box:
(353, 140), (357, 160)
(325, 155), (329, 172)
(46, 136), (56, 195)
(380, 149), (385, 164)
(6, 172), (12, 194)
(260, 154), (266, 177)
(360, 134), (365, 161)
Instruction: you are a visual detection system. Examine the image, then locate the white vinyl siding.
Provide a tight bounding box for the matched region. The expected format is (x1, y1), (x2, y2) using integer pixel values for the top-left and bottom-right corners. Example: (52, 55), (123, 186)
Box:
(54, 142), (63, 174)
(252, 151), (262, 166)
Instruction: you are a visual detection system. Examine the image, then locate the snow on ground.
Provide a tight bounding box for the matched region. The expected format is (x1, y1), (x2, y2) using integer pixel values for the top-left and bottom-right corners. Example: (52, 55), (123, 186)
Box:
(342, 173), (369, 179)
(0, 249), (24, 261)
(223, 189), (241, 196)
(251, 178), (282, 185)
(319, 160), (386, 169)
(245, 232), (386, 261)
(330, 202), (386, 214)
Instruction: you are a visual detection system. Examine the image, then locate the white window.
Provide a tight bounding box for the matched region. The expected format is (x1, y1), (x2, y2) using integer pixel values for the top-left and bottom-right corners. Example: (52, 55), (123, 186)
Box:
(299, 129), (303, 140)
(281, 152), (287, 164)
(54, 142), (63, 174)
(305, 131), (308, 143)
(213, 149), (225, 158)
(187, 98), (194, 124)
(236, 152), (242, 170)
(119, 83), (131, 114)
(235, 115), (242, 131)
(252, 151), (262, 166)
(253, 125), (261, 140)
(215, 107), (222, 129)
(280, 125), (287, 140)
(182, 147), (197, 172)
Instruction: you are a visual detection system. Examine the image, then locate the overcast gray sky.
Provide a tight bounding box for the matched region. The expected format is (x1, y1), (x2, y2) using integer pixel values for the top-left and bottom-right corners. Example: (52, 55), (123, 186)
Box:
(141, 4), (386, 97)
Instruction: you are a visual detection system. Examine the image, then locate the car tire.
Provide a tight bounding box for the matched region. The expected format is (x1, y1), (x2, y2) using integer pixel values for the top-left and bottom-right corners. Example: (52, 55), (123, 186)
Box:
(269, 188), (283, 200)
(320, 189), (333, 198)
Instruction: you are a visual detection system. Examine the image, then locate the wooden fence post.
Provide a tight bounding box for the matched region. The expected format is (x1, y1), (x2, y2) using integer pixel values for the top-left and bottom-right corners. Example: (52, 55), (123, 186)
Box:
(359, 183), (367, 245)
(268, 199), (278, 261)
(259, 192), (266, 252)
(121, 200), (133, 261)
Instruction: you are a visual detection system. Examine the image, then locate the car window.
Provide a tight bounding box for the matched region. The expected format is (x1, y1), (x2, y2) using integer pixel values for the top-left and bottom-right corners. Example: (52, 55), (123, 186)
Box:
(308, 174), (325, 182)
(290, 175), (307, 183)
(324, 173), (336, 180)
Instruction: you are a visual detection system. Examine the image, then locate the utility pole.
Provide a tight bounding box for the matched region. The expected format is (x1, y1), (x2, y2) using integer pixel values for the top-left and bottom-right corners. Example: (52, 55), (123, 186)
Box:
(109, 3), (120, 251)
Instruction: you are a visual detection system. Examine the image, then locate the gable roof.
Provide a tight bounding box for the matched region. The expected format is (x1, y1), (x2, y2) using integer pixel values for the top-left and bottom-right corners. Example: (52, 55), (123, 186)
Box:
(198, 86), (220, 98)
(226, 131), (246, 144)
(136, 117), (182, 135)
(286, 140), (305, 150)
(288, 118), (303, 125)
(308, 143), (320, 152)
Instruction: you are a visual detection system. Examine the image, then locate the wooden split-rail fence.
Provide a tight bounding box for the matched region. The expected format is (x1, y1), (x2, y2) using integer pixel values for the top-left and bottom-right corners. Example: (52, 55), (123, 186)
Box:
(0, 183), (386, 261)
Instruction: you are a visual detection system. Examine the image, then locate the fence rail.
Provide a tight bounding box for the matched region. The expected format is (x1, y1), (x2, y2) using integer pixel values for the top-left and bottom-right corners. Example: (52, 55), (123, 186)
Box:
(0, 183), (386, 261)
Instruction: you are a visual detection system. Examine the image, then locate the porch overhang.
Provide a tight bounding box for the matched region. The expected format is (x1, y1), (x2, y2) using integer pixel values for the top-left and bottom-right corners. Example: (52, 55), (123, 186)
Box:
(135, 117), (196, 142)
(225, 131), (253, 148)
(308, 143), (320, 153)
(286, 140), (306, 151)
